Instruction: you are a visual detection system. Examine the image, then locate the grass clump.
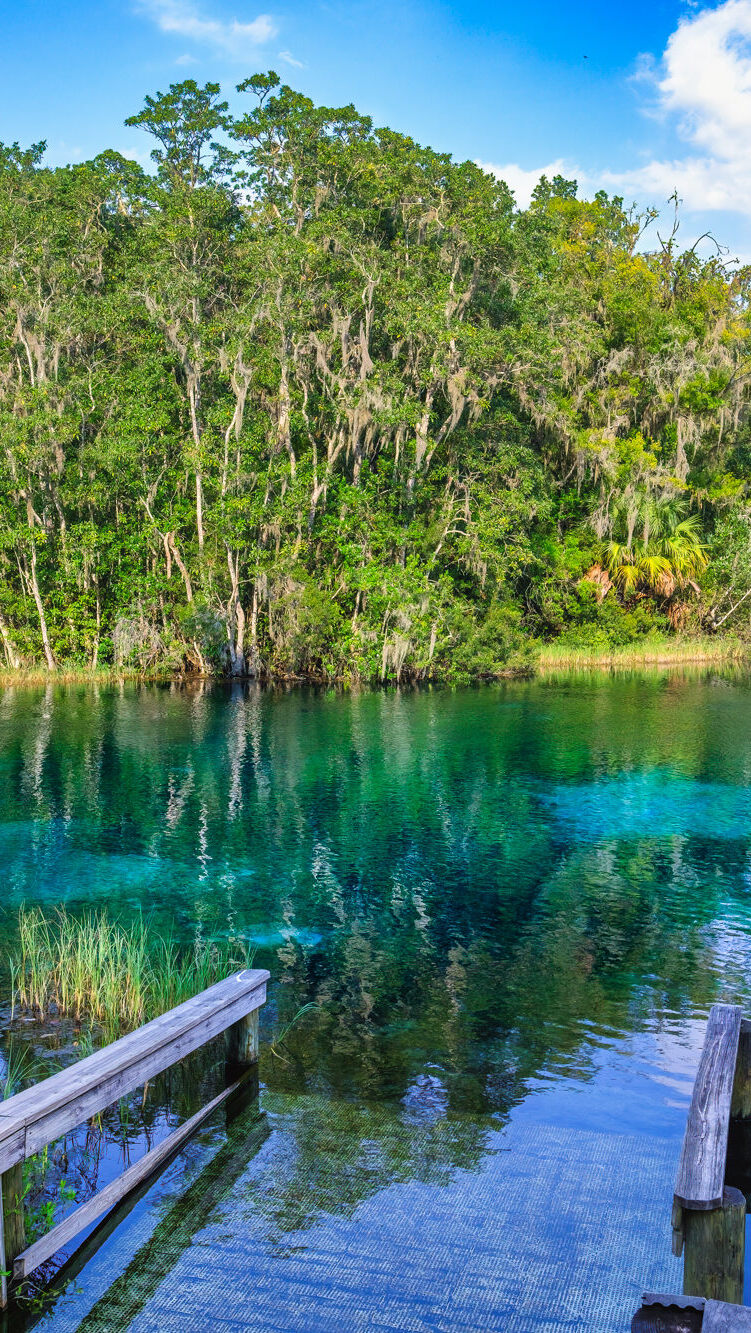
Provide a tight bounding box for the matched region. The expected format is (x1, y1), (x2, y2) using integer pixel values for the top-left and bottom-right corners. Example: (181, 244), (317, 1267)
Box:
(12, 907), (251, 1033)
(536, 634), (744, 673)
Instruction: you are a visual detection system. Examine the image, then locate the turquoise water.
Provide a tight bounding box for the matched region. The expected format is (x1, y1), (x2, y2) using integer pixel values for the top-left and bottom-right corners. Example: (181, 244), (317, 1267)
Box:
(3, 674), (751, 1329)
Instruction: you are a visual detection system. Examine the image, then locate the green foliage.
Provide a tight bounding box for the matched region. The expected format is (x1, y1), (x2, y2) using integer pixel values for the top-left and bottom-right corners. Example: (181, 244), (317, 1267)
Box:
(442, 605), (534, 680)
(14, 907), (251, 1033)
(0, 76), (749, 680)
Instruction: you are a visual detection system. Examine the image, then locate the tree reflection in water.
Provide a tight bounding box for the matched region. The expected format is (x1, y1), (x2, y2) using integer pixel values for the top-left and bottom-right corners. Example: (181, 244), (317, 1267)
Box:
(0, 673), (749, 1300)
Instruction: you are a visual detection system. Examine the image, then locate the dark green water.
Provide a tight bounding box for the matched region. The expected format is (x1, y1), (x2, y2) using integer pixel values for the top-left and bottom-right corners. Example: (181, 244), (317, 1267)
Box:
(3, 674), (751, 1330)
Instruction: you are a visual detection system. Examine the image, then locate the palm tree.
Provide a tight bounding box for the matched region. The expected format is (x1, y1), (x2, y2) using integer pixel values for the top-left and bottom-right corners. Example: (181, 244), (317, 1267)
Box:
(597, 494), (708, 601)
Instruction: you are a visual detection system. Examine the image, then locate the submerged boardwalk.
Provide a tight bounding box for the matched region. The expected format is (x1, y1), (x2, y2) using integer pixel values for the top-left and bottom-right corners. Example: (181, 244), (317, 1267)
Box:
(0, 974), (704, 1329)
(38, 1098), (680, 1333)
(0, 969), (269, 1309)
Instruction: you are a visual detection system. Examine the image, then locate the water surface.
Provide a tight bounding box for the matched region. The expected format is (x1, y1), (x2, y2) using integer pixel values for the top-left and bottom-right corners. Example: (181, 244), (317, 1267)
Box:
(2, 674), (750, 1329)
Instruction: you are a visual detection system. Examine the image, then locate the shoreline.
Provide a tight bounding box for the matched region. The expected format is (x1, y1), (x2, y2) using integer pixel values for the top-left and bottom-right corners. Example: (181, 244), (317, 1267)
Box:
(0, 636), (746, 689)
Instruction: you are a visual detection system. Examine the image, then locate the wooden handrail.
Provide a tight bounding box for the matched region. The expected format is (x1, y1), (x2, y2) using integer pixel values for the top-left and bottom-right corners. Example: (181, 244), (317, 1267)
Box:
(0, 966), (269, 1307)
(674, 1004), (742, 1213)
(668, 1003), (750, 1309)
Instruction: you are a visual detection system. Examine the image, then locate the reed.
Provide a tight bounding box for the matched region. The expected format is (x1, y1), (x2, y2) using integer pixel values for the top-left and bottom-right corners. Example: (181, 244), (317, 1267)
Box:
(536, 635), (745, 674)
(0, 667), (154, 688)
(1, 1041), (34, 1100)
(13, 907), (251, 1033)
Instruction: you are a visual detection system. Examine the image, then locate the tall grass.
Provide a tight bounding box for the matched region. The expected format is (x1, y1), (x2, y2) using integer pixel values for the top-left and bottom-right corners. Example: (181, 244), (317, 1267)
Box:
(536, 634), (744, 674)
(0, 667), (155, 688)
(2, 1041), (34, 1100)
(12, 907), (252, 1033)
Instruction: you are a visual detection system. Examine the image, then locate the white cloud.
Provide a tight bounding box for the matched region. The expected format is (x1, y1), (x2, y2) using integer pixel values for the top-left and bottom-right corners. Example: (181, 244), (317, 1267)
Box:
(278, 50), (304, 68)
(476, 158), (576, 208)
(658, 0), (751, 155)
(482, 1), (751, 225)
(605, 0), (751, 218)
(602, 156), (751, 218)
(138, 0), (277, 56)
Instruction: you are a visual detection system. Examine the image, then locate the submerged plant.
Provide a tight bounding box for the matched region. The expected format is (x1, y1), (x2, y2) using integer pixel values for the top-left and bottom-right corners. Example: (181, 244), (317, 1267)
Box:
(269, 1002), (318, 1063)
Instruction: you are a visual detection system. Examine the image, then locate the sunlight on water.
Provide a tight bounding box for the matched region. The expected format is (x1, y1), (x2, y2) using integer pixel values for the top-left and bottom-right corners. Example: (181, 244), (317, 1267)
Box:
(2, 673), (751, 1328)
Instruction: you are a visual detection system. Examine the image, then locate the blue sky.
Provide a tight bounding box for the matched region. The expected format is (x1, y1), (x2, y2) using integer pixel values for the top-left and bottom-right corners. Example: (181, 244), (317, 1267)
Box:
(1, 0), (750, 256)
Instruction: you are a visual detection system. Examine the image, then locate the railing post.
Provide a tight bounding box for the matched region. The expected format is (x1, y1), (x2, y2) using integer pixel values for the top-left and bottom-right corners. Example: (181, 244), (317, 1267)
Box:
(1, 1162), (25, 1304)
(683, 1186), (746, 1305)
(226, 1009), (259, 1071)
(225, 1009), (260, 1124)
(0, 1183), (6, 1310)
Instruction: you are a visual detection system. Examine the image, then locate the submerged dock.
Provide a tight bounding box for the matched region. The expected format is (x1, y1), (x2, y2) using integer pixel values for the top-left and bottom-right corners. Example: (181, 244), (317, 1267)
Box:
(0, 968), (269, 1308)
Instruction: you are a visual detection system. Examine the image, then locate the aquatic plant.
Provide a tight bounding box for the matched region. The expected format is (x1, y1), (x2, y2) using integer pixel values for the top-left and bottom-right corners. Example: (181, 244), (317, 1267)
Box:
(1, 1040), (34, 1100)
(13, 907), (252, 1032)
(268, 1002), (317, 1063)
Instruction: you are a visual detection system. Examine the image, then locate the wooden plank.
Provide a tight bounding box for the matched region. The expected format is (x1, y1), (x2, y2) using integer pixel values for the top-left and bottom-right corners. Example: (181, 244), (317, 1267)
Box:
(13, 1071), (252, 1281)
(0, 1128), (25, 1180)
(0, 969), (268, 1166)
(24, 983), (265, 1158)
(0, 970), (267, 1136)
(674, 1004), (742, 1210)
(703, 1300), (751, 1331)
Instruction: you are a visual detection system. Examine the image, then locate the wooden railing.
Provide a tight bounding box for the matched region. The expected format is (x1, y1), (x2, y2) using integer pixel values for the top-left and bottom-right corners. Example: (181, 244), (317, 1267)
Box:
(632, 1002), (751, 1330)
(671, 1003), (746, 1303)
(0, 966), (269, 1307)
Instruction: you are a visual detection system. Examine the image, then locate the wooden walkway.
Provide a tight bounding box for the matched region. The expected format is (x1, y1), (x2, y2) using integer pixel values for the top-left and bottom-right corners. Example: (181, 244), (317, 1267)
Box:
(39, 1104), (681, 1332)
(0, 967), (269, 1308)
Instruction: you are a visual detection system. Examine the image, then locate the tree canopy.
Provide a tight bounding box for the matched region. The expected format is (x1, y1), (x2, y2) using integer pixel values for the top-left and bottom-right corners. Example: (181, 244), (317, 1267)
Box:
(0, 77), (749, 679)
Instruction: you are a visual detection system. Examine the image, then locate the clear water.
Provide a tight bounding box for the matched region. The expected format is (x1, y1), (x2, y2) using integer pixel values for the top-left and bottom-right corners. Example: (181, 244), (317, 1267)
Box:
(3, 674), (751, 1330)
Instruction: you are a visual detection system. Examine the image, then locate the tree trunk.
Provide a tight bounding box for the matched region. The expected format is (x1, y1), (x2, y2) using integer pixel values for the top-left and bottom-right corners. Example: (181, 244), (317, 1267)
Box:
(188, 378), (205, 552)
(226, 547), (246, 676)
(247, 581), (259, 679)
(0, 614), (20, 669)
(195, 471), (205, 552)
(168, 535), (193, 604)
(91, 585), (101, 670)
(26, 545), (56, 670)
(278, 354), (296, 479)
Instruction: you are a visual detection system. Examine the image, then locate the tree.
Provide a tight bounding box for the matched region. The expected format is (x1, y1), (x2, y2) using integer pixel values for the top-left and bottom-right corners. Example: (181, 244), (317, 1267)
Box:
(0, 78), (748, 676)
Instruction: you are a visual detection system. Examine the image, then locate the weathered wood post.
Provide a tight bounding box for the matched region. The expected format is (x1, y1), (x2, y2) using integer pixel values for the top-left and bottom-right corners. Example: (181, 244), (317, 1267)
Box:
(0, 1185), (5, 1310)
(1, 1162), (25, 1307)
(683, 1186), (745, 1305)
(226, 1008), (259, 1069)
(672, 1004), (746, 1306)
(731, 1018), (751, 1119)
(225, 1007), (260, 1123)
(728, 1016), (751, 1198)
